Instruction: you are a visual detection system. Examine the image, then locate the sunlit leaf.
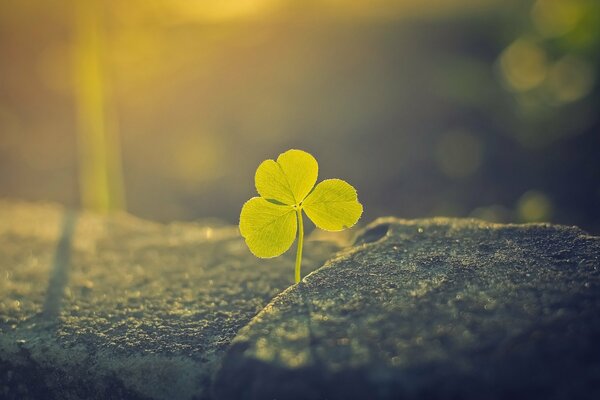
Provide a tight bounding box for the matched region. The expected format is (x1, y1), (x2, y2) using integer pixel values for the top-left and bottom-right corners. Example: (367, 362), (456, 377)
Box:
(241, 149), (362, 282)
(303, 179), (363, 231)
(255, 149), (318, 205)
(239, 197), (297, 258)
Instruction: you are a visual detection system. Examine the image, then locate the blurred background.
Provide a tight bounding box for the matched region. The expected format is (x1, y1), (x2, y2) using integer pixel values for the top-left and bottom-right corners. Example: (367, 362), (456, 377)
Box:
(0, 0), (599, 232)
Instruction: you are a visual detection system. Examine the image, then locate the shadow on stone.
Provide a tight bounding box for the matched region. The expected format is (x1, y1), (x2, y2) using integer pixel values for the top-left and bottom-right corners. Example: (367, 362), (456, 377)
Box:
(42, 210), (77, 320)
(353, 222), (390, 245)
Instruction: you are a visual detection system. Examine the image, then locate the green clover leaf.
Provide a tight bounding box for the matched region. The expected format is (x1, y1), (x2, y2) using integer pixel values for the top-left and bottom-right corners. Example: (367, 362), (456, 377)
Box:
(240, 149), (363, 283)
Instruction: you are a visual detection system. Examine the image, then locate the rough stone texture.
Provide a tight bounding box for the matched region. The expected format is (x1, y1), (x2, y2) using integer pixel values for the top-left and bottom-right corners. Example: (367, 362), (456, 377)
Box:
(213, 217), (600, 400)
(0, 201), (343, 400)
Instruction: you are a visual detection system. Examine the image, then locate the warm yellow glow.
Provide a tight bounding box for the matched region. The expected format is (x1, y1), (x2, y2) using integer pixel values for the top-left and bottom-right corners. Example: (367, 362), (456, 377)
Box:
(499, 39), (548, 92)
(166, 0), (280, 23)
(110, 28), (168, 90)
(73, 1), (125, 212)
(82, 0), (504, 27)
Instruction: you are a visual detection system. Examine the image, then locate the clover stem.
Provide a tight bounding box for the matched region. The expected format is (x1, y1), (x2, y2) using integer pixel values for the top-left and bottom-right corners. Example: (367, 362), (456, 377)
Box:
(295, 208), (304, 284)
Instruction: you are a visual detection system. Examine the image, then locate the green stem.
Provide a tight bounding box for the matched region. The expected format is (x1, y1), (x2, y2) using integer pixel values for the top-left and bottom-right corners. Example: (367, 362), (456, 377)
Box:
(295, 208), (304, 283)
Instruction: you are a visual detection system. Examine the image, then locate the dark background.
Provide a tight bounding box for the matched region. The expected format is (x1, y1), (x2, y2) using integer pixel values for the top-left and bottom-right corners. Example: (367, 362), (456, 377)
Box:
(1, 0), (599, 232)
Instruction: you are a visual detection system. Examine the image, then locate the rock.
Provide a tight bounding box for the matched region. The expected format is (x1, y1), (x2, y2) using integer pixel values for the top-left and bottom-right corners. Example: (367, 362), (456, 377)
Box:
(0, 201), (342, 400)
(213, 218), (600, 400)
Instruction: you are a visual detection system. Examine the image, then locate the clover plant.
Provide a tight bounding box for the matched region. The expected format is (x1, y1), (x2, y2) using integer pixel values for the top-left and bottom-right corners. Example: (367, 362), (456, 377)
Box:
(240, 149), (362, 283)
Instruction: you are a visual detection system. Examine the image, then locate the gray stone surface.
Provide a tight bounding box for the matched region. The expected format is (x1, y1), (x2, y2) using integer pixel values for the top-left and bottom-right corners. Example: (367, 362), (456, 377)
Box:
(213, 218), (600, 400)
(0, 201), (343, 400)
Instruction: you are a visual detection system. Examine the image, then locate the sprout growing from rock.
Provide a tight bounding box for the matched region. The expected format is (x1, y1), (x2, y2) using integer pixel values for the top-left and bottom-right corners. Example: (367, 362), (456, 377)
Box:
(240, 149), (363, 283)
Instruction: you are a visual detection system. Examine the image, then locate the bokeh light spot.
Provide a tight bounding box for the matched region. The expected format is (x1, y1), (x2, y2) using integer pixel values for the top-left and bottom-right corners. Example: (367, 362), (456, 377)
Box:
(499, 39), (547, 92)
(531, 0), (583, 38)
(547, 55), (595, 103)
(517, 190), (553, 222)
